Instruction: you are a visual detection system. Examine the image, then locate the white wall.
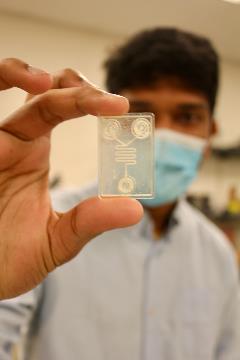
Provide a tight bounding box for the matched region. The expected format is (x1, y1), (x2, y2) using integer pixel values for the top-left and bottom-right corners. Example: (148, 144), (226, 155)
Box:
(0, 11), (240, 208)
(0, 12), (120, 188)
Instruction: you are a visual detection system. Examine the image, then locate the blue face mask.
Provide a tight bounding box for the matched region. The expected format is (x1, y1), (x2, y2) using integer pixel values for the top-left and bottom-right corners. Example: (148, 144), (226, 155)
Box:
(141, 129), (207, 207)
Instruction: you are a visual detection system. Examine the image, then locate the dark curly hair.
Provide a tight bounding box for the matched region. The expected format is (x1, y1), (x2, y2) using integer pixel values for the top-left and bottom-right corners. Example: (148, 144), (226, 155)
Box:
(104, 27), (219, 113)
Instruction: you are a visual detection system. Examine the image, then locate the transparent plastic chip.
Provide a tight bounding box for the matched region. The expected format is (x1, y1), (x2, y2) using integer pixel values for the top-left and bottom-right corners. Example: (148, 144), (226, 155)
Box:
(98, 113), (154, 198)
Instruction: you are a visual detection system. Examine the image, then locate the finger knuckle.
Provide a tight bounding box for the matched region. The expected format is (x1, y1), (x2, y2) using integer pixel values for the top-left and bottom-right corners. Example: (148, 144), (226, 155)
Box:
(0, 57), (27, 69)
(61, 67), (78, 78)
(35, 93), (64, 127)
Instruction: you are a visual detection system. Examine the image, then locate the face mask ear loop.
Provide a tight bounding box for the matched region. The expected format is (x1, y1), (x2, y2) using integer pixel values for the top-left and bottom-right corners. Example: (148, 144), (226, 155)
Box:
(201, 116), (214, 156)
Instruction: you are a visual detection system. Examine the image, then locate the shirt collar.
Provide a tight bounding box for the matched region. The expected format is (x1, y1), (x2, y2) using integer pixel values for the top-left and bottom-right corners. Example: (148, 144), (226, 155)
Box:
(136, 199), (188, 241)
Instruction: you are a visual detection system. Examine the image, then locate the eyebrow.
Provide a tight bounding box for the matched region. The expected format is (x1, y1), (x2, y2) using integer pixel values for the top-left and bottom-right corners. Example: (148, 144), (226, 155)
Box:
(129, 101), (155, 111)
(129, 100), (152, 106)
(129, 100), (209, 112)
(177, 103), (209, 111)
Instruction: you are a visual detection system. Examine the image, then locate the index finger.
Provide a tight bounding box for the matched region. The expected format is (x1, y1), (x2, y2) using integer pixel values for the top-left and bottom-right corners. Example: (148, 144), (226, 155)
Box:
(0, 58), (52, 94)
(1, 80), (129, 141)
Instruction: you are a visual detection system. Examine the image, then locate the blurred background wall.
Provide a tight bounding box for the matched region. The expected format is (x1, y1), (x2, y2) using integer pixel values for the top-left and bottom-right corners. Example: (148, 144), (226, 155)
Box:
(0, 2), (240, 213)
(0, 12), (117, 189)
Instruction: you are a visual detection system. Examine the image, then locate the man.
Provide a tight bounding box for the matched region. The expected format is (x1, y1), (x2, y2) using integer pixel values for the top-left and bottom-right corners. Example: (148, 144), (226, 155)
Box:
(0, 28), (239, 360)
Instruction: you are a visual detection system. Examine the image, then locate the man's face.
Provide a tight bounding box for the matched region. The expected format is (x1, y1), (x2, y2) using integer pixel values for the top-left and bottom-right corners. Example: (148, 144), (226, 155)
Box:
(121, 81), (216, 147)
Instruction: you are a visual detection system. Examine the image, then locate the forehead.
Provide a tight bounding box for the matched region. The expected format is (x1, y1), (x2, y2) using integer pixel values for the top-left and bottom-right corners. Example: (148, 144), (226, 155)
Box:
(120, 82), (209, 112)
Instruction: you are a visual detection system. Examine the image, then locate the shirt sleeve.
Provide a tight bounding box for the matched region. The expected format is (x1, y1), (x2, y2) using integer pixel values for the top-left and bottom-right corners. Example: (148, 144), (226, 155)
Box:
(215, 274), (240, 360)
(0, 285), (42, 360)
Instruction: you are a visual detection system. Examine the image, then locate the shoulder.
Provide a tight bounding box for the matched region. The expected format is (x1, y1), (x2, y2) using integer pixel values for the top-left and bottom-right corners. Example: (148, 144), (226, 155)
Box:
(50, 181), (98, 212)
(180, 200), (238, 278)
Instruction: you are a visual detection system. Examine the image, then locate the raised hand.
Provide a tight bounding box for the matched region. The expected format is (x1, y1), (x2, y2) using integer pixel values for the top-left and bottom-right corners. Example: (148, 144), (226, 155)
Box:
(0, 59), (143, 299)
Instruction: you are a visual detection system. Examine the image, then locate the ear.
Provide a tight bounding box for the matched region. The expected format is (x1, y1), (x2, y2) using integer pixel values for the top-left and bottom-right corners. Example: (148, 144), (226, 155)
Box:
(210, 118), (218, 136)
(203, 118), (218, 158)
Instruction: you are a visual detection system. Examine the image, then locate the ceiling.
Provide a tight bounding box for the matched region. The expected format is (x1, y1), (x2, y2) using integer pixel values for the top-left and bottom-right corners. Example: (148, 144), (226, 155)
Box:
(0, 0), (240, 62)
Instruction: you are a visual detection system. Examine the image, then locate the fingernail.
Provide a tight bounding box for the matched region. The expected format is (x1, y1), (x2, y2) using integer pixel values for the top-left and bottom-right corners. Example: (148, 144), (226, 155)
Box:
(114, 94), (127, 99)
(27, 65), (49, 75)
(101, 91), (123, 98)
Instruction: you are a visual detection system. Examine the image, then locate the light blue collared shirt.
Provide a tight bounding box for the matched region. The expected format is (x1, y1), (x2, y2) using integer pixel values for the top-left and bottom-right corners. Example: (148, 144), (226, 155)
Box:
(0, 183), (239, 360)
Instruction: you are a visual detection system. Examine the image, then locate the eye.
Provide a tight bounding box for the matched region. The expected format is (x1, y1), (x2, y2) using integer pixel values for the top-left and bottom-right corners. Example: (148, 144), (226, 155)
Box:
(173, 111), (202, 125)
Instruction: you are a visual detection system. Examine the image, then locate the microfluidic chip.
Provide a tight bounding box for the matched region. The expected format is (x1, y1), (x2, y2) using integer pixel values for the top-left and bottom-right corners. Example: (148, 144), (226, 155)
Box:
(98, 113), (155, 198)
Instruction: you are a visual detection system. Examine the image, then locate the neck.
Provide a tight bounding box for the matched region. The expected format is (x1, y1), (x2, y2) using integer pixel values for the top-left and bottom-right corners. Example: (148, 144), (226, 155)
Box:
(145, 202), (176, 239)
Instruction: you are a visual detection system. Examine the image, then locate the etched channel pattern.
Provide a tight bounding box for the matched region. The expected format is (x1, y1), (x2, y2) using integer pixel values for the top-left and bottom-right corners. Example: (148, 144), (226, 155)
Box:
(115, 145), (137, 165)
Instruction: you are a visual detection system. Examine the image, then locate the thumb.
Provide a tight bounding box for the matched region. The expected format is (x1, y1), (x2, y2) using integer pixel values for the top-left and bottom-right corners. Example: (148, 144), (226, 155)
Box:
(50, 197), (143, 266)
